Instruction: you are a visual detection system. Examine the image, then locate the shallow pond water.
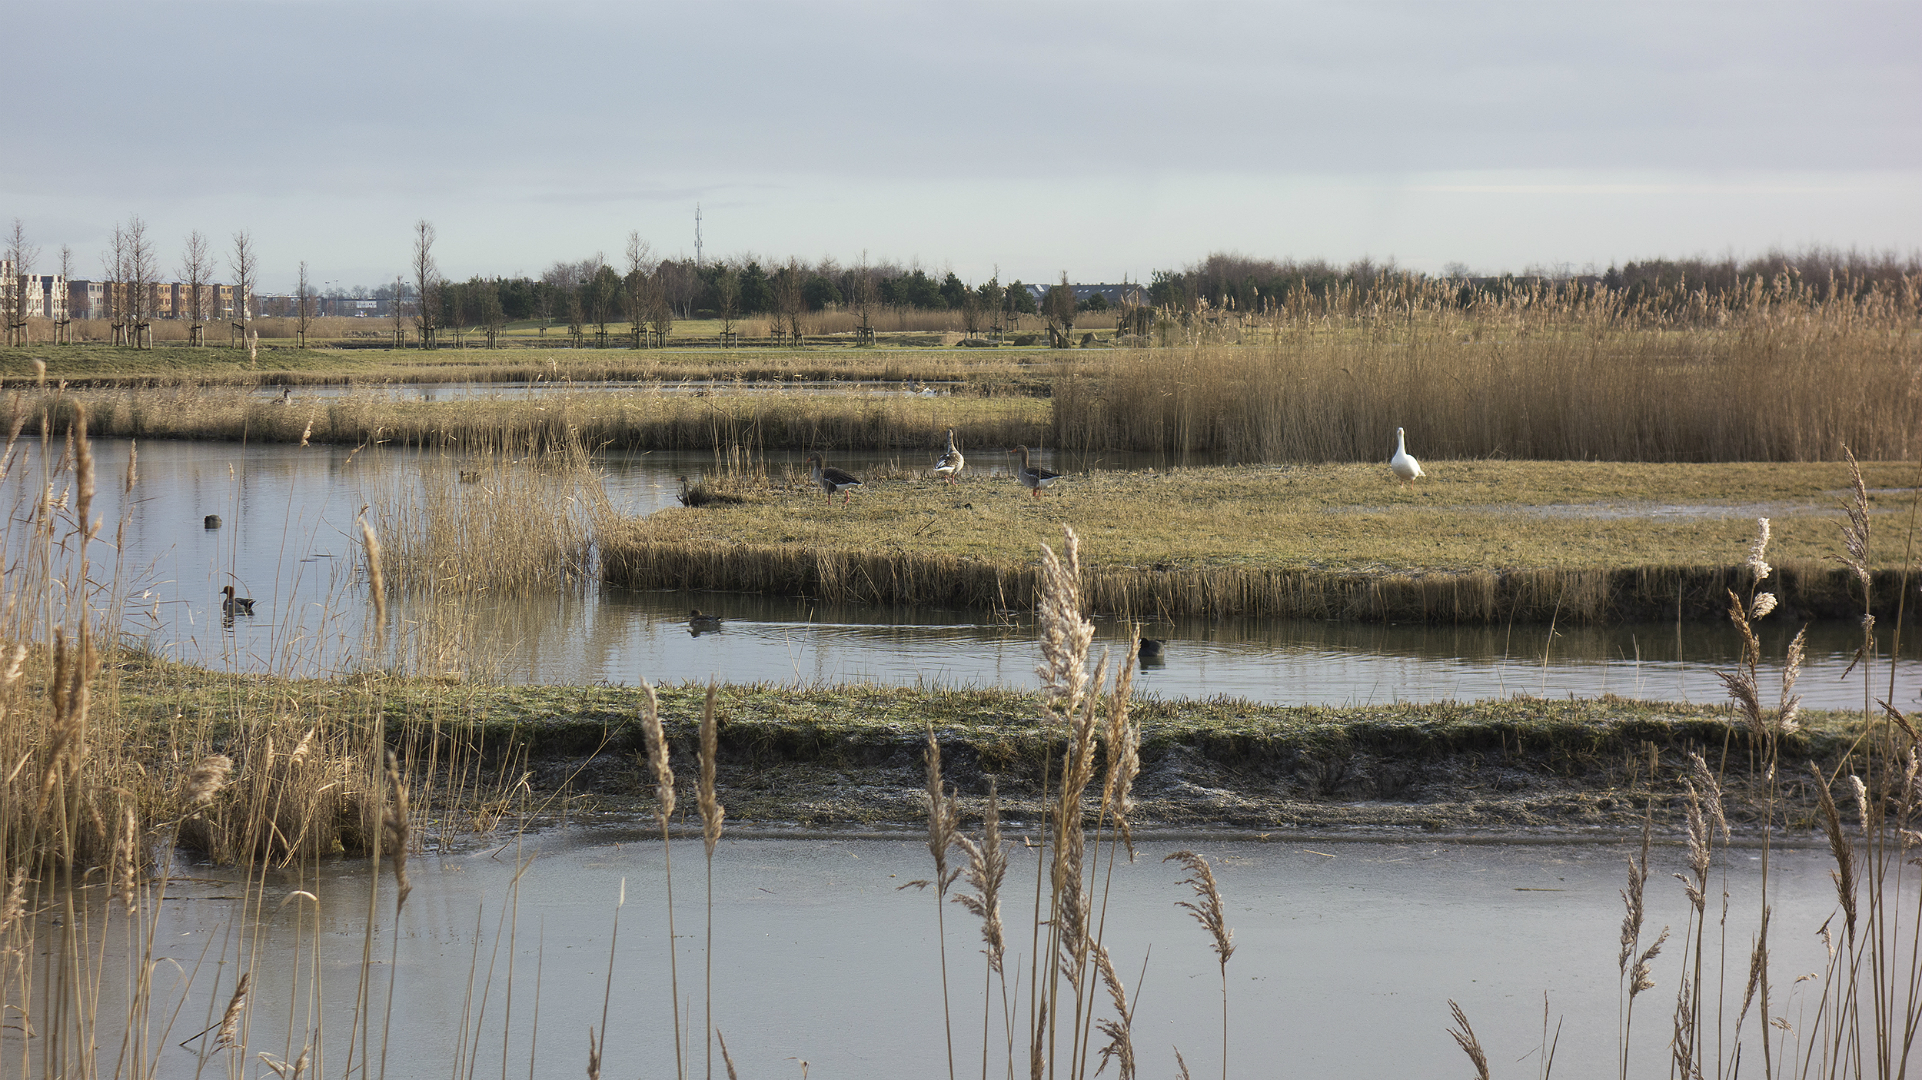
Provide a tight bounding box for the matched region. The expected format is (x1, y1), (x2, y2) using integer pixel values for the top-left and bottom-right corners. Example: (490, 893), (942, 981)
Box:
(11, 834), (1853, 1079)
(4, 437), (1912, 707)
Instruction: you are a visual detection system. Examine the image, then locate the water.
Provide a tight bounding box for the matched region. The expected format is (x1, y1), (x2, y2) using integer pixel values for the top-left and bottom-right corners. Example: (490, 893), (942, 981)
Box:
(5, 437), (1913, 707)
(11, 833), (1851, 1079)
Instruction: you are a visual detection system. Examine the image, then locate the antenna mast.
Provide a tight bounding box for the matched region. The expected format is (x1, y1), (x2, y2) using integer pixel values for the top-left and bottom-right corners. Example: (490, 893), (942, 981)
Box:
(694, 204), (704, 269)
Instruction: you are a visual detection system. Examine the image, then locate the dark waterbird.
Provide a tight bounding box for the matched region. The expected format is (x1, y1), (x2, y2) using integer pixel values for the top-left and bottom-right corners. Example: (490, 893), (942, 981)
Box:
(221, 586), (255, 617)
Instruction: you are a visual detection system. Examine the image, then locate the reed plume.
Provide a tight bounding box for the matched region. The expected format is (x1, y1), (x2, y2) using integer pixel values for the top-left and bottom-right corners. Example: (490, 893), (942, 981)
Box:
(952, 779), (1007, 1080)
(380, 750), (411, 912)
(359, 517), (387, 625)
(181, 754), (234, 810)
(1165, 851), (1233, 1080)
(699, 684), (725, 1080)
(1446, 1000), (1490, 1080)
(919, 720), (961, 1080)
(1811, 763), (1859, 944)
(1092, 944), (1135, 1080)
(214, 972), (251, 1051)
(640, 678), (685, 1080)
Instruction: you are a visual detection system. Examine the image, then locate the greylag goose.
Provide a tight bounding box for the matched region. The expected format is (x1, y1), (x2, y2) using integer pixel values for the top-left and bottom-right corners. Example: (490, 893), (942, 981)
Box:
(221, 585), (255, 617)
(1008, 446), (1060, 498)
(932, 428), (964, 485)
(806, 453), (862, 506)
(1390, 427), (1424, 484)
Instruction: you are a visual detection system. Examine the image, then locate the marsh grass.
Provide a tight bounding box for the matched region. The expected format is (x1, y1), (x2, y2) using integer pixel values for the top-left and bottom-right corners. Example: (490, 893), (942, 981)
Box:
(1450, 473), (1922, 1079)
(16, 381), (1051, 453)
(608, 460), (1917, 623)
(1058, 275), (1922, 462)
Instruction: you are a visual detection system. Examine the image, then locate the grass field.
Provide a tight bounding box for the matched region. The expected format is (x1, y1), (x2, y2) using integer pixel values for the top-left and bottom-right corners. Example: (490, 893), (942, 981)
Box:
(606, 458), (1917, 621)
(0, 339), (1059, 390)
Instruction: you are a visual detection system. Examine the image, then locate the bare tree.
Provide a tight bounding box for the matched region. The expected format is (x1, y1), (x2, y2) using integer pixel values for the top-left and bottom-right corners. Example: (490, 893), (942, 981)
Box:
(850, 253), (878, 344)
(1044, 272), (1076, 348)
(3, 219), (36, 346)
(774, 258), (805, 344)
(390, 275), (409, 346)
(124, 216), (159, 349)
(625, 232), (653, 348)
(295, 260), (314, 346)
(444, 279), (467, 348)
(539, 261), (574, 340)
(412, 220), (438, 349)
(580, 254), (617, 346)
(179, 231), (213, 346)
(662, 259), (701, 319)
(55, 244), (73, 343)
(978, 272), (1005, 341)
(475, 278), (505, 347)
(230, 228), (258, 350)
(713, 265), (740, 345)
(102, 228), (126, 345)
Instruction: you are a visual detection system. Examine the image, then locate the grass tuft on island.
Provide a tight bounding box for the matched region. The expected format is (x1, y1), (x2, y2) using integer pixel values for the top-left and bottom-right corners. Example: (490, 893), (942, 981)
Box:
(605, 459), (1918, 623)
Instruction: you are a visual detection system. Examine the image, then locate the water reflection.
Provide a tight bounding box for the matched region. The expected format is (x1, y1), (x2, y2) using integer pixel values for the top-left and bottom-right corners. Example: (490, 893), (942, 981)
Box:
(2, 438), (1913, 706)
(17, 835), (1848, 1080)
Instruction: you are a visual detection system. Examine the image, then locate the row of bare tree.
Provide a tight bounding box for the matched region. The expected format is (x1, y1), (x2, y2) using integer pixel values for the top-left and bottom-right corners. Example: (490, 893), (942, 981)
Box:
(3, 216), (264, 350)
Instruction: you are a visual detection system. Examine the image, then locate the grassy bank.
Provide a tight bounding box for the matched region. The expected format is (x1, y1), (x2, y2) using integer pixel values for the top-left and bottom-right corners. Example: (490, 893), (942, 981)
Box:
(605, 459), (1917, 622)
(0, 340), (1057, 391)
(99, 656), (1862, 832)
(17, 381), (1053, 451)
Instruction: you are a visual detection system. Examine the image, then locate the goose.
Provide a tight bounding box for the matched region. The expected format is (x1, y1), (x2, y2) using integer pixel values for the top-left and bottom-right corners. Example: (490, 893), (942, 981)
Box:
(931, 428), (964, 485)
(1008, 446), (1061, 498)
(806, 453), (862, 506)
(1390, 427), (1424, 484)
(221, 585), (255, 617)
(688, 609), (722, 633)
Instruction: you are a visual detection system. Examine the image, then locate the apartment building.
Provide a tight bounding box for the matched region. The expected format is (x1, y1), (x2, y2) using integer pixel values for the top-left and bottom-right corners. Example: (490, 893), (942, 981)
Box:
(1, 263), (66, 321)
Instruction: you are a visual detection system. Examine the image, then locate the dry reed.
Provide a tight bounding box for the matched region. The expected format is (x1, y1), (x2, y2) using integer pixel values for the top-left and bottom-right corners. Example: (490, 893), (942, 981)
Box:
(699, 684), (725, 1080)
(1164, 851), (1233, 1080)
(1445, 1000), (1490, 1080)
(640, 678), (686, 1080)
(1056, 276), (1922, 462)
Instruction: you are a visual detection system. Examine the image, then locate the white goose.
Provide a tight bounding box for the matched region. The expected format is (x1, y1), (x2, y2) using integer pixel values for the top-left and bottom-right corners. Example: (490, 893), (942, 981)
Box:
(932, 428), (964, 485)
(1390, 427), (1424, 484)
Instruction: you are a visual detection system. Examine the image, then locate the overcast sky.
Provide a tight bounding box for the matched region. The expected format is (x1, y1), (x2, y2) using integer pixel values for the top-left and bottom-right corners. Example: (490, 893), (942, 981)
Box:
(5, 0), (1918, 291)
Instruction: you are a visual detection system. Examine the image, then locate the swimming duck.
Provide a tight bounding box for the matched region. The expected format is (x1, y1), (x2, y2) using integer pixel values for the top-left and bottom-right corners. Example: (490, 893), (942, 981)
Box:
(688, 609), (722, 633)
(1008, 446), (1061, 498)
(1137, 638), (1166, 659)
(1390, 427), (1424, 484)
(932, 428), (964, 485)
(806, 453), (862, 506)
(221, 585), (255, 617)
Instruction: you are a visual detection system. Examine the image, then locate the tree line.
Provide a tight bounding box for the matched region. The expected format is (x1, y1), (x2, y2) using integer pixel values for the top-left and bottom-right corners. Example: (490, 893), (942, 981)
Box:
(1148, 248), (1922, 316)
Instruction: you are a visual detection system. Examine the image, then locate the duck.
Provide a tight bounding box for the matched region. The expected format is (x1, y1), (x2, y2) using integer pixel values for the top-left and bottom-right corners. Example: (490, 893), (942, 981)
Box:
(1390, 427), (1424, 484)
(1137, 638), (1166, 660)
(931, 428), (964, 485)
(221, 585), (255, 617)
(1008, 446), (1061, 498)
(688, 609), (722, 633)
(806, 453), (862, 506)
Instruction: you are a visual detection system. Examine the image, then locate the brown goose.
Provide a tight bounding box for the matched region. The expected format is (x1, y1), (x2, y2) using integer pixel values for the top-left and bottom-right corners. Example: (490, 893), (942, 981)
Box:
(1008, 446), (1061, 498)
(806, 453), (862, 506)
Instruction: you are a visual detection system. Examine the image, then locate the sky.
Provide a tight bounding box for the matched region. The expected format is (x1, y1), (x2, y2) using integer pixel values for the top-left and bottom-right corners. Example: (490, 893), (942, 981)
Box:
(4, 0), (1918, 292)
